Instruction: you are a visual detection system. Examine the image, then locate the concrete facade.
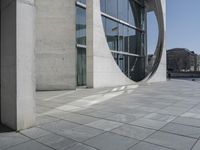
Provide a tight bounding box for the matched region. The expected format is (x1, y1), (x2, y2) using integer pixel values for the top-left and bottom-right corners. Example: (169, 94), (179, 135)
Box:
(35, 0), (76, 90)
(35, 0), (166, 90)
(1, 0), (35, 130)
(0, 0), (166, 130)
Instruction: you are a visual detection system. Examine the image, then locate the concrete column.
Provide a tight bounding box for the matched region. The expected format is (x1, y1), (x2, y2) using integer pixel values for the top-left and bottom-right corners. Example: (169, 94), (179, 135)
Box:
(1, 0), (35, 130)
(35, 0), (76, 90)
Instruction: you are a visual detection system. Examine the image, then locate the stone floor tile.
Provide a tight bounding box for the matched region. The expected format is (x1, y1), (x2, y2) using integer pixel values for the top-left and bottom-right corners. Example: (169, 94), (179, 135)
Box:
(84, 132), (138, 150)
(55, 125), (104, 142)
(6, 141), (53, 150)
(144, 113), (176, 122)
(39, 120), (80, 134)
(0, 132), (29, 149)
(58, 113), (99, 125)
(192, 140), (200, 150)
(86, 119), (123, 131)
(112, 124), (155, 140)
(36, 115), (59, 126)
(145, 131), (197, 150)
(87, 111), (115, 118)
(67, 143), (97, 150)
(161, 123), (200, 139)
(172, 117), (200, 127)
(36, 133), (76, 150)
(106, 114), (139, 123)
(130, 118), (168, 130)
(128, 142), (172, 150)
(159, 107), (188, 116)
(20, 127), (50, 139)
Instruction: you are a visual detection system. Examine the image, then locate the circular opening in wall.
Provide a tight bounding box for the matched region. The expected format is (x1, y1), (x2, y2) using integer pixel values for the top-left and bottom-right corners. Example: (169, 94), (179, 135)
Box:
(100, 0), (163, 82)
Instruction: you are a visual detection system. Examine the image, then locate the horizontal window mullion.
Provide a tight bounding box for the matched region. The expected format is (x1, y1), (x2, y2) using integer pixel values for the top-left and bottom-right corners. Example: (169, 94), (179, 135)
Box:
(76, 1), (86, 9)
(101, 12), (145, 33)
(76, 44), (86, 48)
(111, 50), (144, 57)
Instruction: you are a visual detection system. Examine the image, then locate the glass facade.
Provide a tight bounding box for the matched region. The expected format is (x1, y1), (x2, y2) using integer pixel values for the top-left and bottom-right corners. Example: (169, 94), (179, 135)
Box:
(76, 6), (86, 45)
(101, 0), (146, 81)
(76, 0), (87, 86)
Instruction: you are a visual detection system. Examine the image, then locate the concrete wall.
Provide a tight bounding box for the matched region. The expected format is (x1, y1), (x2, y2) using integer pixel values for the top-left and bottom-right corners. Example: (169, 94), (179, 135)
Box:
(35, 0), (76, 90)
(1, 0), (35, 130)
(86, 0), (134, 88)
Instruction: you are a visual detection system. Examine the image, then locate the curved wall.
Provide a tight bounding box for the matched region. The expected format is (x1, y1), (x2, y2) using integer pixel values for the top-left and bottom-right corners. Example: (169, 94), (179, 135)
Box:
(87, 0), (166, 88)
(147, 0), (166, 83)
(86, 0), (134, 88)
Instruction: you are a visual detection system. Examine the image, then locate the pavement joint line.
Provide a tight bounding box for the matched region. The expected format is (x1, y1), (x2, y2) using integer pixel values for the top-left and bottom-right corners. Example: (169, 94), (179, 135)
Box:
(33, 80), (200, 150)
(127, 140), (175, 150)
(36, 124), (104, 150)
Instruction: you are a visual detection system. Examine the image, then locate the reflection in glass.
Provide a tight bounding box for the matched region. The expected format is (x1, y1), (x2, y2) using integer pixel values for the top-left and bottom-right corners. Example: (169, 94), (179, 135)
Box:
(101, 0), (147, 81)
(106, 19), (118, 51)
(76, 7), (86, 45)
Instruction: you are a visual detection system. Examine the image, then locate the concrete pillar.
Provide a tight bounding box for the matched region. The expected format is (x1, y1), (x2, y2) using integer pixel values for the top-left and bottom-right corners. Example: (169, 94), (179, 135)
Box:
(1, 0), (35, 130)
(35, 0), (76, 90)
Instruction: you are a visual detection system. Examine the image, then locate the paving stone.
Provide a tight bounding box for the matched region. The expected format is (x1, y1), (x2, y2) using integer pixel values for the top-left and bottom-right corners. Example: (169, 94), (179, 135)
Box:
(55, 125), (104, 142)
(86, 119), (123, 131)
(144, 113), (176, 122)
(6, 141), (53, 150)
(145, 131), (197, 150)
(36, 133), (76, 150)
(84, 132), (138, 150)
(36, 115), (59, 126)
(106, 114), (139, 123)
(130, 118), (168, 130)
(20, 127), (50, 139)
(128, 142), (172, 150)
(58, 113), (99, 125)
(87, 111), (115, 118)
(67, 143), (97, 150)
(112, 124), (155, 140)
(192, 140), (200, 150)
(39, 120), (80, 134)
(159, 107), (188, 116)
(172, 117), (200, 127)
(0, 132), (29, 149)
(161, 123), (200, 138)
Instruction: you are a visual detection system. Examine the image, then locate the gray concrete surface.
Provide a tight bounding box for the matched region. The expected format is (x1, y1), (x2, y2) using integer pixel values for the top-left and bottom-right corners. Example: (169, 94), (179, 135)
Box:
(35, 0), (76, 90)
(1, 79), (200, 150)
(1, 0), (35, 130)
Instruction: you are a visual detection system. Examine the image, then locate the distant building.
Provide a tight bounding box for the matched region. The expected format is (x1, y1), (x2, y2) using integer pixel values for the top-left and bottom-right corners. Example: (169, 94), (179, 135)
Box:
(197, 55), (200, 71)
(167, 48), (198, 72)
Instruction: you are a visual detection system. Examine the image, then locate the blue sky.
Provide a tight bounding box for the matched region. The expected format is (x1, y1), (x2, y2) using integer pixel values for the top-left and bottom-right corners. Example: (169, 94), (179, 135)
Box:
(148, 0), (200, 54)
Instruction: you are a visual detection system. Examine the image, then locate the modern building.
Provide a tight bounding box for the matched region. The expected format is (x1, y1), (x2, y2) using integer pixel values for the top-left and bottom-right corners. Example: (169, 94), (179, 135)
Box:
(167, 48), (198, 72)
(1, 0), (166, 130)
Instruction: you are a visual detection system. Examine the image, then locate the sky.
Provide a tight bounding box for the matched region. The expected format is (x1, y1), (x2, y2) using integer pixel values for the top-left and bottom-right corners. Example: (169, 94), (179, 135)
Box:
(148, 0), (200, 54)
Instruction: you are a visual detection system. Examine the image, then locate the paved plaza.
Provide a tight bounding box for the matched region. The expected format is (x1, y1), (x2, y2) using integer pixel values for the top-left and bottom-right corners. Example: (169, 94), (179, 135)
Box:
(1, 79), (200, 150)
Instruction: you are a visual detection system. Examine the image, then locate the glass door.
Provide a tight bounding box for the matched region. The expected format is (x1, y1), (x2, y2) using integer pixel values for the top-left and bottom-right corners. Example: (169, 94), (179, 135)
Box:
(77, 47), (86, 86)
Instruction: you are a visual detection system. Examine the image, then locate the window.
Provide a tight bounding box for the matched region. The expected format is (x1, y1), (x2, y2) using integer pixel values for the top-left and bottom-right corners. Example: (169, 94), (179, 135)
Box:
(106, 18), (118, 51)
(100, 0), (147, 81)
(76, 7), (86, 45)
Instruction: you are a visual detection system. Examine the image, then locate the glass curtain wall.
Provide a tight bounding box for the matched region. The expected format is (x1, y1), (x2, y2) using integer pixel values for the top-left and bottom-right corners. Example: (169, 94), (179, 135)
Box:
(101, 0), (146, 81)
(76, 0), (86, 86)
